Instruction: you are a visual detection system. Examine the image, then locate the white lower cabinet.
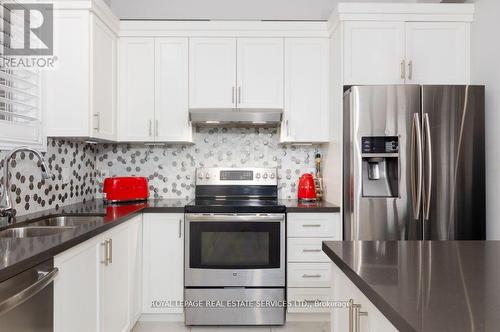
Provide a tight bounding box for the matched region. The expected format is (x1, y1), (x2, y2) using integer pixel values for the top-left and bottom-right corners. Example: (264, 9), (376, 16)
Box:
(142, 213), (184, 314)
(287, 213), (340, 314)
(54, 215), (142, 332)
(332, 263), (398, 332)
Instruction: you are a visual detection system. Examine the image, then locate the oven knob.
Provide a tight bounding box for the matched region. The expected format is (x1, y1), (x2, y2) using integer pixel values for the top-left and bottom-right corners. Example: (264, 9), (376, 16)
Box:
(205, 173), (211, 179)
(270, 173), (275, 179)
(263, 173), (268, 179)
(255, 173), (261, 179)
(198, 173), (203, 179)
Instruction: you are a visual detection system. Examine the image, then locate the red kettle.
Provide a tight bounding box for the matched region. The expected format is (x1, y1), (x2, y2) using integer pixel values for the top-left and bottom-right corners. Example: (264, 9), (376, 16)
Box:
(297, 173), (317, 201)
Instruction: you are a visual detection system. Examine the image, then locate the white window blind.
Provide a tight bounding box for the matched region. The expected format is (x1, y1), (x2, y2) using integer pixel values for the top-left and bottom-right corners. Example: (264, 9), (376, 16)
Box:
(0, 1), (44, 150)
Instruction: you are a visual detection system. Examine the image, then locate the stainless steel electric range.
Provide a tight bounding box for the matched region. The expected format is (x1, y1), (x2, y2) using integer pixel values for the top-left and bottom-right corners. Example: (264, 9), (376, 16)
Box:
(184, 167), (286, 326)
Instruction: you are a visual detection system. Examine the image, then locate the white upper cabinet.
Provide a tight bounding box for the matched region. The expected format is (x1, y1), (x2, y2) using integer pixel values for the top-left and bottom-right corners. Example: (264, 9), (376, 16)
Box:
(45, 6), (118, 140)
(405, 22), (469, 84)
(118, 38), (156, 142)
(155, 38), (192, 142)
(236, 38), (284, 109)
(282, 38), (330, 143)
(343, 21), (406, 85)
(91, 14), (117, 140)
(189, 38), (237, 109)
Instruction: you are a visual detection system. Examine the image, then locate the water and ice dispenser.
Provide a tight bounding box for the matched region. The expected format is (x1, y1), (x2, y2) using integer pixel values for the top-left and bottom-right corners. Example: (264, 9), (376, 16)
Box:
(361, 136), (399, 197)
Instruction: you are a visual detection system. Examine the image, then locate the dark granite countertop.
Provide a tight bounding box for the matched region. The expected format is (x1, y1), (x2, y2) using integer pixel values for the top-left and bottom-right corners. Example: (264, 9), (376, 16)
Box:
(323, 241), (500, 332)
(0, 198), (189, 283)
(279, 199), (340, 213)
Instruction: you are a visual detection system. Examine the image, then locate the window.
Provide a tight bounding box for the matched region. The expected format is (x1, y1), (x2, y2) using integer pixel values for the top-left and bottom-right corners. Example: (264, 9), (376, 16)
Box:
(0, 1), (45, 150)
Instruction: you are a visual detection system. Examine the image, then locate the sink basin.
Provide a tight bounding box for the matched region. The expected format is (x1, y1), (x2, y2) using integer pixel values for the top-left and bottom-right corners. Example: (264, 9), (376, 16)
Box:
(32, 216), (104, 227)
(0, 226), (76, 239)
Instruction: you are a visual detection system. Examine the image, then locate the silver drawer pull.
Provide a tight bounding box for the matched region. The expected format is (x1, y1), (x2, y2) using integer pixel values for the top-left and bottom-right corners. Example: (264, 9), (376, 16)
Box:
(302, 274), (322, 278)
(302, 224), (321, 227)
(302, 249), (322, 253)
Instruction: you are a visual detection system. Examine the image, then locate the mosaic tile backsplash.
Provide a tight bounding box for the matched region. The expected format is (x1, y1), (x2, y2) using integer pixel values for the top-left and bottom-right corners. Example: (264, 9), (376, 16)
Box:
(0, 139), (98, 217)
(0, 128), (322, 216)
(96, 127), (322, 200)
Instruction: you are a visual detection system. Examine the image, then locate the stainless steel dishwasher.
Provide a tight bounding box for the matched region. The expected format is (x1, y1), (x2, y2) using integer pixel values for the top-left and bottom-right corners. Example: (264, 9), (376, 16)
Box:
(0, 259), (58, 331)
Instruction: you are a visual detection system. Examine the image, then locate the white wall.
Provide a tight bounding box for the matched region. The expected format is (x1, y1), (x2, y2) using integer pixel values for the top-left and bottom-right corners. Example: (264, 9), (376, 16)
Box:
(470, 0), (500, 239)
(110, 0), (418, 20)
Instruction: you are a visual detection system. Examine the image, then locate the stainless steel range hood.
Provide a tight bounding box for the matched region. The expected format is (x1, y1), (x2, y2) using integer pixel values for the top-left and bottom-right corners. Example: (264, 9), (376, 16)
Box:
(189, 109), (283, 126)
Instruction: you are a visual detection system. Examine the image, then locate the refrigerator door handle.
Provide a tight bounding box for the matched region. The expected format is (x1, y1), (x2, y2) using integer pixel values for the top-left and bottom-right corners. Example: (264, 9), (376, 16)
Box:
(411, 113), (423, 220)
(423, 113), (432, 220)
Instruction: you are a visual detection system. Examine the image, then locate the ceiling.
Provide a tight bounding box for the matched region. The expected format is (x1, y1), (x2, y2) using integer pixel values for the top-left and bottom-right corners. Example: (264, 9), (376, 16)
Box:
(110, 0), (429, 21)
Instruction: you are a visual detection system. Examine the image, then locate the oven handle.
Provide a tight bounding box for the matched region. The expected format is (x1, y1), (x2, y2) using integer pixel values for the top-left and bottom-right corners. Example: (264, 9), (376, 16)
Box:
(186, 214), (285, 222)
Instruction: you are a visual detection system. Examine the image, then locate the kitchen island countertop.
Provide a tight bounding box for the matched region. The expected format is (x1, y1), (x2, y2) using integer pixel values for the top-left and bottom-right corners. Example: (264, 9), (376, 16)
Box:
(323, 240), (500, 332)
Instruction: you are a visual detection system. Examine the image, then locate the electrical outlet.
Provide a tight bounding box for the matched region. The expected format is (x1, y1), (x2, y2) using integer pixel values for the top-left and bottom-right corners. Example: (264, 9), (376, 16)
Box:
(61, 167), (71, 184)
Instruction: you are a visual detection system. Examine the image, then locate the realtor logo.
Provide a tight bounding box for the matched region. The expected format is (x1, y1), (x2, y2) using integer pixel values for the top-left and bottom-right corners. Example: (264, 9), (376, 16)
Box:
(3, 3), (53, 56)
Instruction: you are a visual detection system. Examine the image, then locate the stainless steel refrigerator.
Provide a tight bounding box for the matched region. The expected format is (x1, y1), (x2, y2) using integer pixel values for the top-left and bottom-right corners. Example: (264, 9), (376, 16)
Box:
(343, 85), (485, 240)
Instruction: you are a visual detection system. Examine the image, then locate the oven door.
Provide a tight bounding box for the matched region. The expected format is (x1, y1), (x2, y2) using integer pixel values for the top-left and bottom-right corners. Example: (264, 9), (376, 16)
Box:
(185, 213), (285, 287)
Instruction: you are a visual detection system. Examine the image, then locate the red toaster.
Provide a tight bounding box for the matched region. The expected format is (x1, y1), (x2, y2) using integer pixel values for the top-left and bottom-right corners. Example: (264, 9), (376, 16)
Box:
(103, 177), (149, 203)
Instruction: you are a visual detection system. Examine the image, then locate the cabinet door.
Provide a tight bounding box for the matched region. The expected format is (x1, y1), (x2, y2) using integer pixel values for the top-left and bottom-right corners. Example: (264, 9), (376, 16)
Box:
(45, 10), (90, 137)
(54, 237), (100, 332)
(101, 224), (130, 332)
(91, 15), (117, 140)
(143, 213), (184, 313)
(283, 38), (329, 143)
(189, 38), (237, 109)
(118, 37), (155, 141)
(236, 38), (284, 109)
(405, 22), (469, 84)
(155, 38), (192, 142)
(344, 21), (405, 85)
(128, 216), (143, 328)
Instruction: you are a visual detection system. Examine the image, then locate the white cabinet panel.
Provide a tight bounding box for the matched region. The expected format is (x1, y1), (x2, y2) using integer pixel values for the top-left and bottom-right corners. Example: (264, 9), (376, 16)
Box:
(101, 224), (130, 332)
(287, 213), (340, 238)
(128, 216), (143, 327)
(283, 38), (329, 143)
(155, 38), (192, 142)
(118, 37), (155, 141)
(288, 238), (332, 263)
(288, 262), (332, 288)
(54, 238), (100, 332)
(405, 22), (469, 84)
(236, 38), (284, 109)
(189, 38), (237, 109)
(91, 15), (117, 140)
(344, 21), (405, 85)
(143, 213), (184, 314)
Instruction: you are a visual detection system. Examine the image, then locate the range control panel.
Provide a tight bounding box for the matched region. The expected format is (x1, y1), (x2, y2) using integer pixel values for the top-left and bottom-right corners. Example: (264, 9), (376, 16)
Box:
(362, 136), (399, 153)
(196, 167), (277, 186)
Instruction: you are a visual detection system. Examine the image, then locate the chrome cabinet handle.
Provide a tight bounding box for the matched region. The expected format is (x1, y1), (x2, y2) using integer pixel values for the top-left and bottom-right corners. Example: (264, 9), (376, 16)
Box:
(93, 113), (100, 131)
(101, 240), (108, 265)
(108, 238), (113, 264)
(302, 224), (321, 228)
(400, 60), (406, 80)
(423, 113), (432, 220)
(302, 274), (321, 278)
(232, 87), (235, 104)
(148, 119), (153, 137)
(178, 219), (182, 238)
(155, 119), (159, 137)
(0, 267), (59, 316)
(238, 86), (241, 104)
(349, 299), (368, 332)
(411, 113), (423, 220)
(408, 60), (413, 80)
(286, 119), (290, 137)
(302, 249), (322, 253)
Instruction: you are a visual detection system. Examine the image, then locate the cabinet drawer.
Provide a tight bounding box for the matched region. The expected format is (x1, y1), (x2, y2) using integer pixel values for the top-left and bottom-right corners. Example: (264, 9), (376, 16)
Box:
(287, 213), (339, 238)
(287, 288), (332, 313)
(288, 263), (332, 288)
(288, 238), (332, 263)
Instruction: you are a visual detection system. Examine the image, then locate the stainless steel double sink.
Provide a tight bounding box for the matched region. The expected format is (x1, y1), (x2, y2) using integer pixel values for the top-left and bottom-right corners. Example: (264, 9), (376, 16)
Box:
(0, 216), (104, 239)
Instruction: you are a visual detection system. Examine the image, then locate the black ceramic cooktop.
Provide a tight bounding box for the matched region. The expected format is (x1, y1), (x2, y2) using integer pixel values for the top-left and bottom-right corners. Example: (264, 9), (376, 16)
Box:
(185, 199), (286, 214)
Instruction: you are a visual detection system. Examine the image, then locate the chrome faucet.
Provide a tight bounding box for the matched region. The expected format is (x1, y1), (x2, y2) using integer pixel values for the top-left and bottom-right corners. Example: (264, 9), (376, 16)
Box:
(0, 147), (52, 223)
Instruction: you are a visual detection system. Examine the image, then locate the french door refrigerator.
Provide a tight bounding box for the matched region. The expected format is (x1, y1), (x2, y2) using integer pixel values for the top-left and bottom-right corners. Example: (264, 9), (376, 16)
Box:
(343, 85), (485, 240)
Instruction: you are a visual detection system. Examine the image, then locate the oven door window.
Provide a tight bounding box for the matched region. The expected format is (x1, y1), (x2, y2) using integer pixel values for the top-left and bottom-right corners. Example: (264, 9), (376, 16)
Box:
(190, 222), (280, 269)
